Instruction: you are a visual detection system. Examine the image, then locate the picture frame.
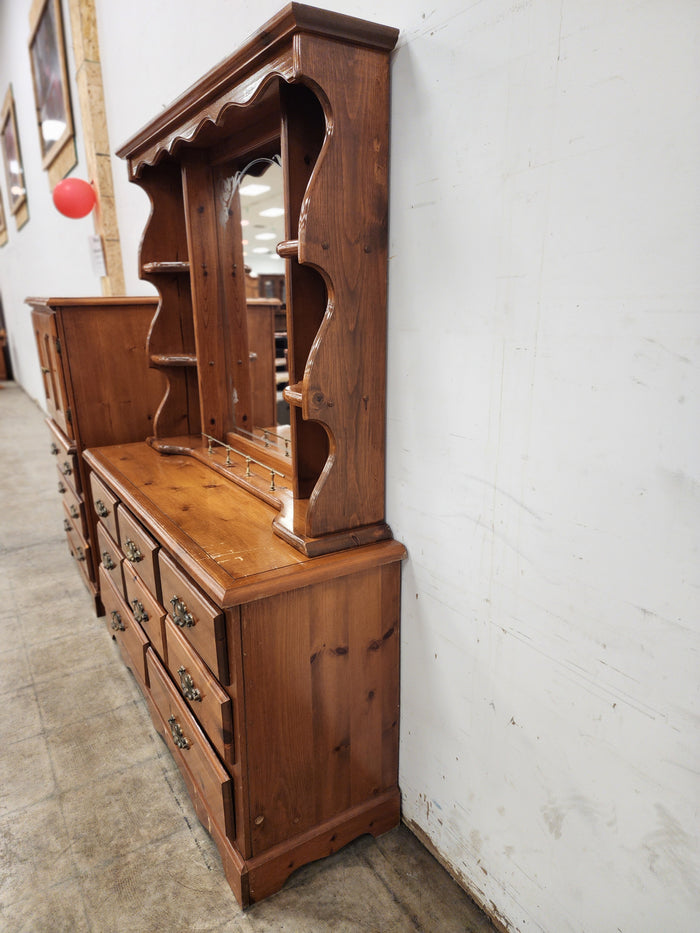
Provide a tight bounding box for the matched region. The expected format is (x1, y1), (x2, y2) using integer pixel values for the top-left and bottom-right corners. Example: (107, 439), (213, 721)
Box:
(1, 87), (27, 218)
(28, 0), (74, 172)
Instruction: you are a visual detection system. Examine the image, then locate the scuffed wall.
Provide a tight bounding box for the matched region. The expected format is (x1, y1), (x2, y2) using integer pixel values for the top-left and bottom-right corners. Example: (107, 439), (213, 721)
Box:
(1, 1), (698, 930)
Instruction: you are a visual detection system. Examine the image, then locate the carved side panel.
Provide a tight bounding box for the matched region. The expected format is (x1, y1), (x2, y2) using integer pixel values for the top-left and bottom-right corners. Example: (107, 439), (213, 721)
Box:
(295, 37), (391, 536)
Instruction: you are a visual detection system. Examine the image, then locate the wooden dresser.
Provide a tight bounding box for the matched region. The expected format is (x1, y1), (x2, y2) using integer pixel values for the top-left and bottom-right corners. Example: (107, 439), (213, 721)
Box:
(27, 297), (164, 610)
(84, 440), (404, 905)
(82, 3), (402, 907)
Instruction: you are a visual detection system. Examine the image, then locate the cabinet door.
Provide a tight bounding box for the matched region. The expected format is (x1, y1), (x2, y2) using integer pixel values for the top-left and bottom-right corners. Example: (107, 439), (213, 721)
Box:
(32, 310), (73, 439)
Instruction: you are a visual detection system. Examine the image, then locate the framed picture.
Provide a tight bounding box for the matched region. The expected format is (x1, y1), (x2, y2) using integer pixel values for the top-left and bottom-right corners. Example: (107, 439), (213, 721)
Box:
(28, 0), (74, 171)
(1, 87), (27, 216)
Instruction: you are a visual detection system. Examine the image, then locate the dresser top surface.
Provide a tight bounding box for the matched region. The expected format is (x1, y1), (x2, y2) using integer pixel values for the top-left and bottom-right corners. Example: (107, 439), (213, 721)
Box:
(84, 442), (404, 607)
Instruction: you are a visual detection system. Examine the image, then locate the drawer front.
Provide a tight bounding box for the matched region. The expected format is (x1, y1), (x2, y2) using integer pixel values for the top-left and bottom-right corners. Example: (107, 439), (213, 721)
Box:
(65, 523), (93, 587)
(61, 483), (86, 535)
(159, 551), (229, 683)
(146, 648), (233, 837)
(46, 418), (73, 459)
(62, 501), (81, 539)
(56, 453), (80, 497)
(123, 565), (167, 664)
(164, 615), (234, 766)
(96, 523), (124, 595)
(89, 473), (120, 541)
(117, 505), (160, 599)
(100, 566), (149, 688)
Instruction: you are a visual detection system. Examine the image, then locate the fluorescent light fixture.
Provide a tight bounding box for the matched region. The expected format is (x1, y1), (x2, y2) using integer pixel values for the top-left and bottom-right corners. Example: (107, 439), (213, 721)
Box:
(239, 183), (270, 197)
(255, 232), (276, 240)
(259, 207), (284, 218)
(252, 247), (269, 254)
(42, 119), (66, 141)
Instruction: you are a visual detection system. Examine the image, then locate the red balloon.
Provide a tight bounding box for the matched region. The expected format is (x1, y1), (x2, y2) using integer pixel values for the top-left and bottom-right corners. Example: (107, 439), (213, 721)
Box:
(52, 178), (96, 218)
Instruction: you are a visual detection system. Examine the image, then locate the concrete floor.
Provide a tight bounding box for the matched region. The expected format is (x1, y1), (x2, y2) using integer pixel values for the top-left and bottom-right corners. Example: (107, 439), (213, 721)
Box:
(0, 382), (498, 933)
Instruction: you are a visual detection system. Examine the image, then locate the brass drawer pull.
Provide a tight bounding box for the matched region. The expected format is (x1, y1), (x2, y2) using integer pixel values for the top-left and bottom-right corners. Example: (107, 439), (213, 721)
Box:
(58, 482), (67, 495)
(170, 596), (194, 628)
(102, 551), (116, 570)
(124, 538), (143, 563)
(110, 610), (125, 631)
(69, 504), (79, 519)
(50, 442), (59, 455)
(167, 715), (189, 749)
(63, 519), (71, 532)
(60, 461), (72, 476)
(75, 547), (86, 562)
(95, 499), (109, 518)
(177, 666), (201, 702)
(130, 599), (148, 624)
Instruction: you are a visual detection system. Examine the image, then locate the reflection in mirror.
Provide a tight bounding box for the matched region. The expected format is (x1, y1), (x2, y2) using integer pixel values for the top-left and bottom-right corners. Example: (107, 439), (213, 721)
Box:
(237, 158), (290, 456)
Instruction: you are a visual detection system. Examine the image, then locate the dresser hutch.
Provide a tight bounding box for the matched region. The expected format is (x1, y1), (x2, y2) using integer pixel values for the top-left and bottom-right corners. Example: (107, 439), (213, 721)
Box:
(80, 3), (403, 906)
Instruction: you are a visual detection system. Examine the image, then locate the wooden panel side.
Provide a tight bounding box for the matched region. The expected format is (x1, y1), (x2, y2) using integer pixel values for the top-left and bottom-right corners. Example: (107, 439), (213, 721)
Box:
(241, 563), (400, 855)
(57, 302), (163, 447)
(295, 39), (392, 536)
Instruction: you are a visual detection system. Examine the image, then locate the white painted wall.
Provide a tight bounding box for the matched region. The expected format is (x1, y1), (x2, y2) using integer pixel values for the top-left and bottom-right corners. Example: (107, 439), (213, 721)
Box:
(0, 0), (105, 400)
(2, 2), (699, 931)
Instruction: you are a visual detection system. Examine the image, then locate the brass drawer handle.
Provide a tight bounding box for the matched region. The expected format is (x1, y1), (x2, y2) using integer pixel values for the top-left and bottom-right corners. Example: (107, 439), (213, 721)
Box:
(167, 715), (189, 749)
(102, 551), (116, 570)
(130, 599), (148, 624)
(69, 504), (79, 519)
(177, 666), (201, 702)
(75, 547), (86, 562)
(60, 461), (72, 476)
(58, 482), (66, 495)
(124, 538), (143, 563)
(63, 519), (71, 532)
(95, 499), (109, 518)
(170, 596), (194, 628)
(50, 442), (59, 455)
(110, 610), (125, 631)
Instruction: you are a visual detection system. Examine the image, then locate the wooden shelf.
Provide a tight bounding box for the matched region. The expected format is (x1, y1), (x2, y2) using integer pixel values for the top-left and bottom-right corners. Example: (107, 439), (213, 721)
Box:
(282, 382), (303, 406)
(150, 353), (198, 367)
(276, 239), (299, 259)
(142, 261), (191, 274)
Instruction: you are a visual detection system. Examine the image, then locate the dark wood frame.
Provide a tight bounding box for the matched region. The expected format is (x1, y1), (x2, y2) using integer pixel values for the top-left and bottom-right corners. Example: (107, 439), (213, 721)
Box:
(1, 86), (27, 217)
(28, 0), (75, 172)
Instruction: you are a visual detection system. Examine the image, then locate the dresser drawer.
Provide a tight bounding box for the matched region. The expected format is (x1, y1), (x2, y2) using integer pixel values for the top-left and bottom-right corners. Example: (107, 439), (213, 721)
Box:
(146, 648), (234, 837)
(96, 523), (124, 595)
(164, 615), (234, 767)
(159, 551), (229, 684)
(46, 418), (73, 459)
(117, 505), (160, 599)
(61, 501), (81, 539)
(123, 564), (167, 665)
(61, 483), (86, 535)
(100, 566), (149, 688)
(56, 453), (80, 498)
(65, 523), (93, 587)
(89, 473), (120, 541)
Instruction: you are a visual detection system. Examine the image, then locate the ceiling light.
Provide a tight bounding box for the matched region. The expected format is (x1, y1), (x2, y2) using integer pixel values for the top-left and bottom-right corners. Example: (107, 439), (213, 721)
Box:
(252, 247), (269, 254)
(239, 183), (270, 197)
(255, 232), (276, 240)
(259, 207), (284, 217)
